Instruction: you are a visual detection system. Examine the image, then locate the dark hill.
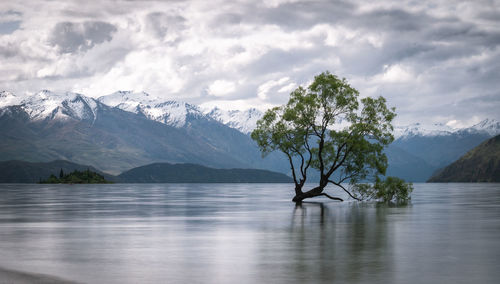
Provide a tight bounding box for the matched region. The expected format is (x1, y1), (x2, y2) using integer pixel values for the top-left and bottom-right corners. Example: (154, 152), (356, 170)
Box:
(0, 160), (114, 183)
(427, 135), (500, 182)
(117, 163), (293, 183)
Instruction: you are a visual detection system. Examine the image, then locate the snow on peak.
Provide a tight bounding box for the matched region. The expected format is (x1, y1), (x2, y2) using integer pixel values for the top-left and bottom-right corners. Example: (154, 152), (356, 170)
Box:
(467, 119), (500, 136)
(0, 91), (22, 108)
(98, 91), (205, 127)
(12, 90), (99, 121)
(394, 119), (500, 139)
(98, 91), (155, 112)
(205, 107), (263, 134)
(394, 122), (455, 139)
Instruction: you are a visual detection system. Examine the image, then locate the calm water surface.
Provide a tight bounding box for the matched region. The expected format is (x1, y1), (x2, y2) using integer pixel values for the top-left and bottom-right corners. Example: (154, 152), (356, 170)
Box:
(0, 183), (499, 283)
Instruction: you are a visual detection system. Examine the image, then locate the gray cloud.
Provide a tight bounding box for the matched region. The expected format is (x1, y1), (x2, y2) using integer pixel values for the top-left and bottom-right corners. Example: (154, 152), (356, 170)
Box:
(0, 0), (499, 127)
(0, 42), (19, 58)
(49, 21), (117, 54)
(146, 12), (186, 39)
(205, 0), (355, 37)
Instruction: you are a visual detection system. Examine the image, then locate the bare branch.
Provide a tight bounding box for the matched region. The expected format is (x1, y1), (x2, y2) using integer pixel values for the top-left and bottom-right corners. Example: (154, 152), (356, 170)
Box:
(328, 180), (361, 201)
(285, 152), (299, 187)
(326, 144), (353, 179)
(319, 193), (343, 201)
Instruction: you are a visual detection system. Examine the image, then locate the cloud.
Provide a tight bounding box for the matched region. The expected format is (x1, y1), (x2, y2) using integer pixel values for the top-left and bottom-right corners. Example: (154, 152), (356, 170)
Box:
(257, 77), (290, 99)
(146, 12), (186, 40)
(208, 80), (236, 97)
(49, 21), (117, 54)
(0, 0), (499, 127)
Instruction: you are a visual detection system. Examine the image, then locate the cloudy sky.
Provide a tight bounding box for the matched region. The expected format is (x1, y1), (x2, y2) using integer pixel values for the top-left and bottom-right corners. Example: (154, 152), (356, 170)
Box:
(1, 0), (499, 127)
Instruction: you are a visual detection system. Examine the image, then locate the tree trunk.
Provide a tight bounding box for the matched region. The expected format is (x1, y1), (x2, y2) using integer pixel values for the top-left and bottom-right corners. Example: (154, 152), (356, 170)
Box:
(292, 186), (343, 202)
(294, 184), (303, 196)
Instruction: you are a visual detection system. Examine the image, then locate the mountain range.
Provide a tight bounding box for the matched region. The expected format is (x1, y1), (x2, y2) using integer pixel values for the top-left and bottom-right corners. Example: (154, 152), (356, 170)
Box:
(1, 90), (499, 181)
(385, 120), (499, 181)
(0, 90), (285, 175)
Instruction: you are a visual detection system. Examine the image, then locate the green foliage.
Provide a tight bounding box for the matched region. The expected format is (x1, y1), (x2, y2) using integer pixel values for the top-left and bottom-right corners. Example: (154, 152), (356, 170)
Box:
(251, 71), (413, 202)
(40, 169), (111, 184)
(352, 177), (413, 203)
(45, 174), (60, 184)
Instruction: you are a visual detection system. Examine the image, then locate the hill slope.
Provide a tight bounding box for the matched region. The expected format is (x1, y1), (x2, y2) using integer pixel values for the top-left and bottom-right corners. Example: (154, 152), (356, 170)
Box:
(428, 135), (500, 182)
(117, 163), (293, 183)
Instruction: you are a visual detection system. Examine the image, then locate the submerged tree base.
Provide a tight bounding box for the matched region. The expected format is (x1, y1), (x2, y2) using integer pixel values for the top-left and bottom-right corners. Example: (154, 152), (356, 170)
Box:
(293, 193), (343, 202)
(291, 177), (413, 203)
(292, 186), (343, 202)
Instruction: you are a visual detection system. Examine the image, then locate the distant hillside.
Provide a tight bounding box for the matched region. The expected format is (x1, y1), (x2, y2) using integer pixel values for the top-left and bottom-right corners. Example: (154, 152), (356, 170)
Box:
(0, 160), (292, 183)
(0, 160), (114, 183)
(117, 163), (293, 183)
(428, 135), (500, 182)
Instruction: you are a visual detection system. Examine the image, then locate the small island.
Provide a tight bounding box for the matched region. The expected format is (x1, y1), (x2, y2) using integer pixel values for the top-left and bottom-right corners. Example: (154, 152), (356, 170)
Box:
(40, 169), (112, 184)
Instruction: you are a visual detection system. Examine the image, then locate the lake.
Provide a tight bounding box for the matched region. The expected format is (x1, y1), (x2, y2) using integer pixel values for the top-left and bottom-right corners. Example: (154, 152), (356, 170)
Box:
(0, 183), (499, 283)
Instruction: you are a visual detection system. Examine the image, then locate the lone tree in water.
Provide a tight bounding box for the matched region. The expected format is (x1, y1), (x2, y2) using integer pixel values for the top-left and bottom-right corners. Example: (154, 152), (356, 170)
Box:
(251, 71), (412, 203)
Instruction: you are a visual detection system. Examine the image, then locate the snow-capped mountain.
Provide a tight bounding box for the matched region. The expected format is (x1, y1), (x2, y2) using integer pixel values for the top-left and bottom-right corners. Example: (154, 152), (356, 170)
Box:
(466, 119), (500, 136)
(98, 91), (207, 128)
(0, 91), (21, 108)
(394, 122), (455, 139)
(98, 91), (264, 133)
(204, 107), (263, 135)
(3, 90), (499, 139)
(0, 89), (288, 175)
(394, 119), (500, 139)
(1, 90), (99, 121)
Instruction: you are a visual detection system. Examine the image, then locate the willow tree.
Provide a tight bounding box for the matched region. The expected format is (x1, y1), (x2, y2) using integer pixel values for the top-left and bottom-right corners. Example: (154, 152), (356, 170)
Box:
(251, 71), (412, 203)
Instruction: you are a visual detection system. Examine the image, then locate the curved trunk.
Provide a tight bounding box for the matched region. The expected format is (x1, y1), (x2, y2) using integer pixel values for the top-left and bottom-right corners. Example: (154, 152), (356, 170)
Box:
(292, 186), (343, 203)
(293, 186), (323, 202)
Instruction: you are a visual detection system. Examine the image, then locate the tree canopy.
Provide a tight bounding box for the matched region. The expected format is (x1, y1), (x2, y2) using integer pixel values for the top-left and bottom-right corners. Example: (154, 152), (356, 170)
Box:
(251, 71), (412, 203)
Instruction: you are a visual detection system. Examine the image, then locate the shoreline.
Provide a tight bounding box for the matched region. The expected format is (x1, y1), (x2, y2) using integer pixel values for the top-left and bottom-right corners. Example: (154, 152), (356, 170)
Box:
(0, 267), (77, 284)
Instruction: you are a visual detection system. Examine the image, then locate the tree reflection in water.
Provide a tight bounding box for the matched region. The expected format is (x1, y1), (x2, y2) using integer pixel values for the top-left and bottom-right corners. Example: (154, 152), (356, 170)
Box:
(256, 201), (398, 284)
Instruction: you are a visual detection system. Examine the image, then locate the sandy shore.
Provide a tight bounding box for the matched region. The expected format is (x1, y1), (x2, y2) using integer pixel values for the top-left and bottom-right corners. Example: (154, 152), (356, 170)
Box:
(0, 267), (78, 284)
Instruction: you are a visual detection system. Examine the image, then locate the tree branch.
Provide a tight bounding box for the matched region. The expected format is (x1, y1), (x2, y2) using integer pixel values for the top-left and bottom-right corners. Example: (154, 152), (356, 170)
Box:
(319, 193), (343, 201)
(327, 141), (347, 176)
(328, 180), (361, 201)
(303, 129), (313, 175)
(285, 152), (299, 187)
(326, 145), (353, 179)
